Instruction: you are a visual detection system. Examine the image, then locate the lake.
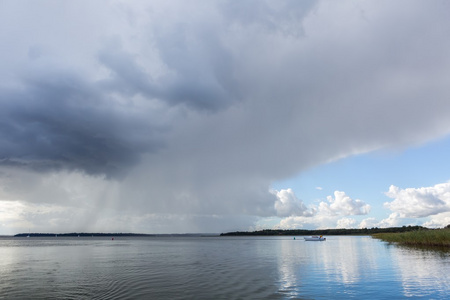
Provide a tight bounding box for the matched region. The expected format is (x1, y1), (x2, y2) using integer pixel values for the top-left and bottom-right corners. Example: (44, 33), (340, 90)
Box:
(0, 236), (448, 299)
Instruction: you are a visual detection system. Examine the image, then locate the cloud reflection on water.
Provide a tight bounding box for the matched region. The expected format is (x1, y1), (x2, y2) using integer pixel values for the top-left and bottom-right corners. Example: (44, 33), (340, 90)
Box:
(274, 236), (449, 298)
(389, 245), (450, 297)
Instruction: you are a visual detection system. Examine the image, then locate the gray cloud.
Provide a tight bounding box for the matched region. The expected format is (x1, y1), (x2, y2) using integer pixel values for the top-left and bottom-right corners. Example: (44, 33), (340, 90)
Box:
(1, 0), (450, 232)
(0, 68), (166, 178)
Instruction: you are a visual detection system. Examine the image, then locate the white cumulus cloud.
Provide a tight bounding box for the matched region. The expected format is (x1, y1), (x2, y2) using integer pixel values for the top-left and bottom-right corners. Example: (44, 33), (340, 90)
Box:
(336, 217), (357, 229)
(384, 182), (450, 218)
(273, 188), (314, 217)
(422, 212), (450, 228)
(273, 190), (371, 229)
(378, 212), (402, 228)
(358, 218), (378, 229)
(319, 191), (370, 216)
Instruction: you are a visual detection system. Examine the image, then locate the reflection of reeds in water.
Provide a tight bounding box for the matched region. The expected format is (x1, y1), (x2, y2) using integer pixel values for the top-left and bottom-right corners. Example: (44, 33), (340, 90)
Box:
(373, 228), (450, 248)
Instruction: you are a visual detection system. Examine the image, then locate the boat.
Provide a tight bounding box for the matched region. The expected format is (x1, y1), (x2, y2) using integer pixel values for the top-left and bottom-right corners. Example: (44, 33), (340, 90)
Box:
(304, 235), (326, 241)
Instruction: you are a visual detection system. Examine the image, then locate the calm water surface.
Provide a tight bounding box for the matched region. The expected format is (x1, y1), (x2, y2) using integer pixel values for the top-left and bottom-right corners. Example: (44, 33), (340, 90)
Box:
(0, 236), (448, 299)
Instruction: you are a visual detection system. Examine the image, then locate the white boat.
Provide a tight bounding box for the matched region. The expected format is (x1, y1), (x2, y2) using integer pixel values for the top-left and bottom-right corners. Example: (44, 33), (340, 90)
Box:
(304, 236), (326, 241)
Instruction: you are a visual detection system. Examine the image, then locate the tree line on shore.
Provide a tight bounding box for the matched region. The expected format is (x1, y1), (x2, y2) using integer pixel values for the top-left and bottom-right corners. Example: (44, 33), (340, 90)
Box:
(220, 225), (436, 236)
(14, 232), (217, 237)
(14, 232), (151, 237)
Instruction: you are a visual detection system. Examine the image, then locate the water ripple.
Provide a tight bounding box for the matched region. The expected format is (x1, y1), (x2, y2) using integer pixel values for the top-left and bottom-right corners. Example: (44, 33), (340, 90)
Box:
(0, 236), (448, 299)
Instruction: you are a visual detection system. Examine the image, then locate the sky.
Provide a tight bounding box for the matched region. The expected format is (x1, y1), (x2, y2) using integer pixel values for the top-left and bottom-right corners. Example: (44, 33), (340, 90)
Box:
(1, 0), (450, 235)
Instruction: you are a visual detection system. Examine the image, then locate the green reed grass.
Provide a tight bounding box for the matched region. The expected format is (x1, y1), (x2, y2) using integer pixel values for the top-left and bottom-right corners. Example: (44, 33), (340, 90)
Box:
(373, 228), (450, 248)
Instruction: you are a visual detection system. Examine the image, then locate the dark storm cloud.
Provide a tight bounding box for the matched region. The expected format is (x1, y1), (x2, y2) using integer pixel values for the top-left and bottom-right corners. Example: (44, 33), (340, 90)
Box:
(150, 21), (240, 111)
(2, 0), (450, 182)
(97, 36), (237, 111)
(0, 68), (165, 177)
(0, 0), (286, 178)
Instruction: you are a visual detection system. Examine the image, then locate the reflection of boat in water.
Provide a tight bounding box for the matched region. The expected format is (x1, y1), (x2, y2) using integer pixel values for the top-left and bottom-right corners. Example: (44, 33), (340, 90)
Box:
(304, 236), (326, 241)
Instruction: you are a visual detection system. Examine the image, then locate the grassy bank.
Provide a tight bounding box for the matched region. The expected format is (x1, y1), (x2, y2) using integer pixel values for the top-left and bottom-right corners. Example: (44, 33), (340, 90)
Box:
(373, 228), (450, 248)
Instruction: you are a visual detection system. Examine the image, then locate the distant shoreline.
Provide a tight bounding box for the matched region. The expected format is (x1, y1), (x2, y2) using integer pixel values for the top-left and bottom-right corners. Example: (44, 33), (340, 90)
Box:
(13, 233), (219, 237)
(219, 226), (434, 236)
(10, 226), (446, 238)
